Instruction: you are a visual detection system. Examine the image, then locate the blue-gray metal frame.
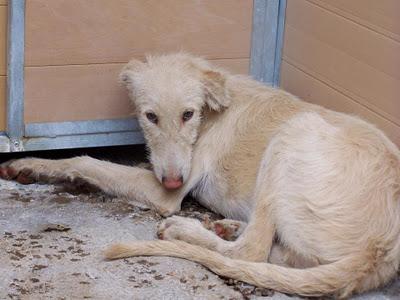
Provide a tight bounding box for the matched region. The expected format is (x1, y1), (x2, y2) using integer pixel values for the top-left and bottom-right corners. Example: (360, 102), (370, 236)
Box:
(2, 0), (288, 152)
(25, 118), (141, 138)
(6, 0), (25, 151)
(23, 118), (144, 151)
(24, 130), (145, 151)
(250, 0), (287, 86)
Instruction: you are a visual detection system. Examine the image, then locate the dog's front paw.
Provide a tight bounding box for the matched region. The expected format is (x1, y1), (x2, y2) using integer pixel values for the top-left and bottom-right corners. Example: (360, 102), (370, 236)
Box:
(157, 216), (202, 240)
(0, 158), (42, 184)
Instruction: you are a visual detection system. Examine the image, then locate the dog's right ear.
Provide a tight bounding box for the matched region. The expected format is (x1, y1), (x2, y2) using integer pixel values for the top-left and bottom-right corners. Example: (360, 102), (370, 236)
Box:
(202, 70), (231, 112)
(119, 59), (146, 93)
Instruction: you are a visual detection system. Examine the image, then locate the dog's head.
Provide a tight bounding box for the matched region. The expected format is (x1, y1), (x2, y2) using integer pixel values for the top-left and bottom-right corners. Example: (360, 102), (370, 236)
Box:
(120, 53), (231, 190)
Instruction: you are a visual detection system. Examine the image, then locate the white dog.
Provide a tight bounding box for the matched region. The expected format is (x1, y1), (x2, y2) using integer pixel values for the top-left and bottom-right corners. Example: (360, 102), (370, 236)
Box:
(1, 53), (399, 298)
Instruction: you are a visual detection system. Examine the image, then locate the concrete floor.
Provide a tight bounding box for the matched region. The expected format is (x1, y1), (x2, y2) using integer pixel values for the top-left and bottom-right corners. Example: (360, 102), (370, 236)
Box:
(0, 146), (399, 299)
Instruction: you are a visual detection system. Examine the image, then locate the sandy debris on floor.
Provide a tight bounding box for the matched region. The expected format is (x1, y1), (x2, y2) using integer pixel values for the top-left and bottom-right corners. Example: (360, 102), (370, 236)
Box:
(0, 179), (399, 300)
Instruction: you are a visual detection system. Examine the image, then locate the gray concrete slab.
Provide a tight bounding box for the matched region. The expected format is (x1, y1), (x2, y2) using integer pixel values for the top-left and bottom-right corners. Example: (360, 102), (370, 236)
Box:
(0, 179), (399, 300)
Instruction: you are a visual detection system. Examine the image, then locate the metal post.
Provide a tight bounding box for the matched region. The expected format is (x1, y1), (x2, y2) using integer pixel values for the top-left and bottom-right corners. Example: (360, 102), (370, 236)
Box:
(250, 0), (287, 87)
(7, 0), (25, 151)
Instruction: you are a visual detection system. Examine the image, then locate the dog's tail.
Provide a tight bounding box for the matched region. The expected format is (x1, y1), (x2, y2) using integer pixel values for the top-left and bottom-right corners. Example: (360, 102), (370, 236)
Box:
(104, 240), (379, 298)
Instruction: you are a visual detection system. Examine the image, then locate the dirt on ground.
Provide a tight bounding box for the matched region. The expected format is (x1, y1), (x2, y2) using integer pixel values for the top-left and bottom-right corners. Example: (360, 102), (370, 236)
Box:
(0, 150), (399, 299)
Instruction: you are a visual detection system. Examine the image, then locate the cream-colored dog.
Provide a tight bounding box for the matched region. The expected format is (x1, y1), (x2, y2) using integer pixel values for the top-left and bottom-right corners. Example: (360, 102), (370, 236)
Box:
(1, 53), (399, 298)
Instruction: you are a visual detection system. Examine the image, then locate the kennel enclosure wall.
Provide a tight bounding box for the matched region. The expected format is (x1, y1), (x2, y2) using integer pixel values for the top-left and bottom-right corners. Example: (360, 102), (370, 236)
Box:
(1, 0), (286, 152)
(1, 0), (399, 152)
(281, 0), (400, 146)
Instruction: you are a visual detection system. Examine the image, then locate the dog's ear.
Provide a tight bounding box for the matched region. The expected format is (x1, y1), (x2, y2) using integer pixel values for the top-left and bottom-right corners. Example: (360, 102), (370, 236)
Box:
(119, 59), (145, 92)
(202, 70), (231, 112)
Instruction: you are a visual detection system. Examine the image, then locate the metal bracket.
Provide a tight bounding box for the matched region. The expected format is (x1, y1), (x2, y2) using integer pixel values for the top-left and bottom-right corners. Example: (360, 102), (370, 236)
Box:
(9, 138), (24, 152)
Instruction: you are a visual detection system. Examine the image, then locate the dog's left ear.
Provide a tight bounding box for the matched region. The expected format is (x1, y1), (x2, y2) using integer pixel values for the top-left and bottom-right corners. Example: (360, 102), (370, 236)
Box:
(202, 70), (231, 112)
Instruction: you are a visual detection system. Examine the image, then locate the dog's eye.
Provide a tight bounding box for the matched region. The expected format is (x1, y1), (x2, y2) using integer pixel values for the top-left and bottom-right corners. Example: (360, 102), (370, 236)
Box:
(146, 112), (158, 124)
(182, 110), (194, 122)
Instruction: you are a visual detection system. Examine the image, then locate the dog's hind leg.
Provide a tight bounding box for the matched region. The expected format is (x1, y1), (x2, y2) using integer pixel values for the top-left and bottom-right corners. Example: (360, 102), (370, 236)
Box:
(0, 156), (184, 216)
(216, 135), (287, 262)
(219, 198), (276, 262)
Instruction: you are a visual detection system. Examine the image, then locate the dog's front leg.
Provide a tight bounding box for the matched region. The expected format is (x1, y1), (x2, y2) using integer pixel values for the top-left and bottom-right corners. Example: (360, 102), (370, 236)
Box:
(0, 156), (184, 216)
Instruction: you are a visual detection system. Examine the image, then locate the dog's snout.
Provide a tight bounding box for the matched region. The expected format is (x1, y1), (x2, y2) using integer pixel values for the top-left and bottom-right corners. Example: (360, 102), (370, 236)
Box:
(162, 175), (183, 190)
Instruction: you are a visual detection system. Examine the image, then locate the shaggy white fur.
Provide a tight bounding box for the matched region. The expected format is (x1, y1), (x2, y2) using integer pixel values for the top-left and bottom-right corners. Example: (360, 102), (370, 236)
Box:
(2, 53), (399, 298)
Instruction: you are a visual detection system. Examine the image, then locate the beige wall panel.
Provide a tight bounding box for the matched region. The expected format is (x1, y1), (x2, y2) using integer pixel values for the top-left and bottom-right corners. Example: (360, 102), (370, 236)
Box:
(24, 59), (249, 123)
(0, 1), (7, 6)
(0, 76), (5, 130)
(25, 64), (132, 124)
(286, 0), (400, 80)
(213, 58), (249, 75)
(281, 61), (400, 147)
(25, 0), (253, 67)
(283, 25), (400, 127)
(0, 6), (7, 75)
(309, 0), (400, 42)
